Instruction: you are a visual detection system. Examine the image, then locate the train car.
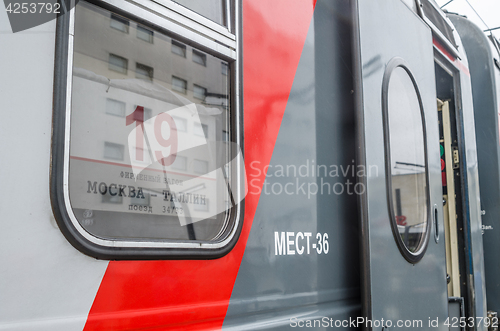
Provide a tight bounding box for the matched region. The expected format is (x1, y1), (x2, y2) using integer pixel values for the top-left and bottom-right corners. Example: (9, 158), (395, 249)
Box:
(0, 0), (498, 330)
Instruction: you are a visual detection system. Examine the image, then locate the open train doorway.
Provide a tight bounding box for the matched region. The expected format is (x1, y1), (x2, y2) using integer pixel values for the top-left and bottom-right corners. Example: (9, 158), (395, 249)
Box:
(435, 60), (470, 323)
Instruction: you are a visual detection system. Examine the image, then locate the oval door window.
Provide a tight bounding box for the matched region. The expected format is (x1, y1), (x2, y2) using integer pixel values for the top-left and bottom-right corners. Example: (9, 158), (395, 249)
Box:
(382, 58), (430, 263)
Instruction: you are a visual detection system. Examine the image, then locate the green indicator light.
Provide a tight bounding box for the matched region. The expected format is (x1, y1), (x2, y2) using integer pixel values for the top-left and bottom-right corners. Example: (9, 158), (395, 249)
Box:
(440, 145), (444, 156)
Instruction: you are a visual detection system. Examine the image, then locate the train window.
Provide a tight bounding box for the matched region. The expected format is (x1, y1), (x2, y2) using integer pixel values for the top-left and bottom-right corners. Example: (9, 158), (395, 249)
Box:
(382, 58), (430, 263)
(52, 0), (243, 259)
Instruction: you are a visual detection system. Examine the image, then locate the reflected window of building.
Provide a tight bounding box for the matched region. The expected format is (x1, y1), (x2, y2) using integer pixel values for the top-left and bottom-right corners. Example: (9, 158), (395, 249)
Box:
(172, 76), (187, 94)
(194, 122), (208, 138)
(110, 13), (129, 33)
(136, 63), (154, 82)
(131, 191), (150, 206)
(108, 54), (128, 74)
(194, 199), (209, 212)
(136, 25), (153, 43)
(193, 159), (208, 174)
(223, 130), (229, 142)
(171, 155), (187, 170)
(132, 147), (152, 164)
(106, 98), (125, 117)
(132, 105), (153, 122)
(172, 0), (225, 26)
(102, 193), (123, 204)
(221, 62), (228, 76)
(144, 107), (152, 121)
(103, 142), (124, 160)
(172, 115), (187, 132)
(171, 40), (186, 57)
(193, 84), (206, 100)
(192, 50), (207, 66)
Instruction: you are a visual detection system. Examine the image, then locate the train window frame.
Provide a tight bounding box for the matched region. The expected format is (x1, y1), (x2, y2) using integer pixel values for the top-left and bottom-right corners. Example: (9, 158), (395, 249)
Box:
(51, 0), (243, 260)
(381, 57), (431, 264)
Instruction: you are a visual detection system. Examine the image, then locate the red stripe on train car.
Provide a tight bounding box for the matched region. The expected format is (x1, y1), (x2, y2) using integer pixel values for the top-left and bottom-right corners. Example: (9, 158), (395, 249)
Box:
(83, 1), (316, 330)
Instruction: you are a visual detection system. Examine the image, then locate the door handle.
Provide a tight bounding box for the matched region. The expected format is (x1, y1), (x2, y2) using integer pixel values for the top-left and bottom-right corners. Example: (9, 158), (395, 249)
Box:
(434, 204), (439, 243)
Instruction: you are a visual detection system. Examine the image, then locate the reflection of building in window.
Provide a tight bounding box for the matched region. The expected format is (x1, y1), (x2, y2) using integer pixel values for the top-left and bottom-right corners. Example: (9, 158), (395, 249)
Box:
(171, 0), (225, 25)
(194, 199), (209, 212)
(172, 76), (187, 94)
(104, 142), (124, 160)
(144, 107), (153, 121)
(109, 54), (128, 74)
(221, 62), (228, 76)
(205, 92), (229, 110)
(193, 85), (207, 100)
(132, 105), (152, 121)
(133, 147), (151, 164)
(391, 172), (427, 250)
(172, 115), (187, 132)
(131, 191), (150, 206)
(222, 130), (229, 142)
(136, 25), (153, 43)
(110, 13), (129, 33)
(106, 98), (125, 117)
(136, 63), (154, 82)
(193, 159), (208, 174)
(102, 193), (123, 204)
(171, 155), (187, 170)
(194, 122), (208, 138)
(171, 40), (186, 57)
(192, 49), (207, 66)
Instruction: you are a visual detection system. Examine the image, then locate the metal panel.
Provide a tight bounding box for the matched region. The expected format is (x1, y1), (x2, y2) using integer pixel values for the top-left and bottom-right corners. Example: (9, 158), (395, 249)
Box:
(224, 0), (361, 328)
(353, 0), (448, 328)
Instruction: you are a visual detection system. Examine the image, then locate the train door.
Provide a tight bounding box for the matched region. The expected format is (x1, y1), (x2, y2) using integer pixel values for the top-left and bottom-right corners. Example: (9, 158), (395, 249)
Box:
(353, 0), (449, 329)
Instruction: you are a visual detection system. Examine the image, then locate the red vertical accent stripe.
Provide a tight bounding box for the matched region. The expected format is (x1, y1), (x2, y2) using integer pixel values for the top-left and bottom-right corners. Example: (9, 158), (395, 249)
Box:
(433, 37), (470, 76)
(83, 1), (315, 330)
